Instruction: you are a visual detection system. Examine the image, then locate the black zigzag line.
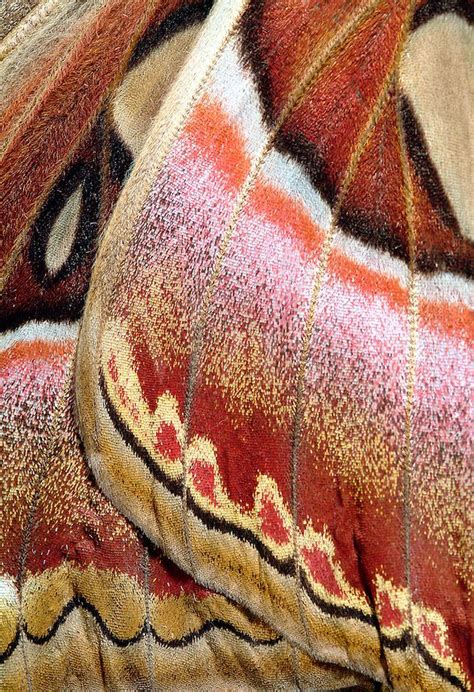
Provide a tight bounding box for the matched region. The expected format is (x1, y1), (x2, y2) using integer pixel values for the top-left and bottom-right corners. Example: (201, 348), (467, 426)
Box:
(100, 372), (376, 623)
(99, 372), (468, 691)
(0, 595), (281, 663)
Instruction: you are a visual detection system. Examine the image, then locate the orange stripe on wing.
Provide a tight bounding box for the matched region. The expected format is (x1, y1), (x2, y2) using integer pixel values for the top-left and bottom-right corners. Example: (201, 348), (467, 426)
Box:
(185, 97), (251, 189)
(0, 339), (73, 367)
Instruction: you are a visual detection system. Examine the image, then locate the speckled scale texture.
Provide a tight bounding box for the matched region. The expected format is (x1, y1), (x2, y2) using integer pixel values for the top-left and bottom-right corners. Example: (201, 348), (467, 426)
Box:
(1, 0), (472, 689)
